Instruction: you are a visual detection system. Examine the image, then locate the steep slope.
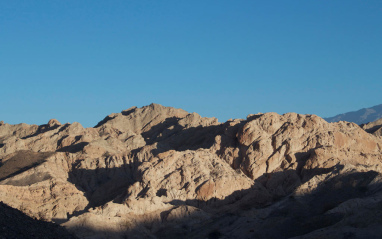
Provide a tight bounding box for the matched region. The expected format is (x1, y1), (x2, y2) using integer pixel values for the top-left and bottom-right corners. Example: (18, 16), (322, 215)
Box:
(1, 103), (382, 238)
(324, 104), (382, 124)
(361, 117), (382, 137)
(0, 201), (78, 239)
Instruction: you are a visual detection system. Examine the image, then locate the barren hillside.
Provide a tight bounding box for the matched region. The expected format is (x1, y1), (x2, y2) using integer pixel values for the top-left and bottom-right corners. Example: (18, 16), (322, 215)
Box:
(1, 103), (382, 238)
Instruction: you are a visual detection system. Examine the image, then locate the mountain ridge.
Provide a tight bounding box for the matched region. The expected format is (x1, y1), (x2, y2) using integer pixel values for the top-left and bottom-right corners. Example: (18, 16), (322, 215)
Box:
(324, 103), (382, 124)
(1, 103), (382, 238)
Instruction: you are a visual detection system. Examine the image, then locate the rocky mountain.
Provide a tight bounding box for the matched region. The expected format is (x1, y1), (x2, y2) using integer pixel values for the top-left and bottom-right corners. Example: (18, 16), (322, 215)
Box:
(324, 104), (382, 124)
(1, 103), (382, 238)
(0, 201), (78, 239)
(361, 117), (382, 137)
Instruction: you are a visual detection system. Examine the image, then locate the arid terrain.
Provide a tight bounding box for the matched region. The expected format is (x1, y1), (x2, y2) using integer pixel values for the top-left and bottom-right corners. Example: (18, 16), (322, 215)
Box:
(1, 103), (382, 239)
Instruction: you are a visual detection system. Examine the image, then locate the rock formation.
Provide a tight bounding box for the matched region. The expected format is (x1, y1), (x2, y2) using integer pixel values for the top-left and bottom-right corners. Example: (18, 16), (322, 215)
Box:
(361, 117), (382, 137)
(1, 103), (382, 238)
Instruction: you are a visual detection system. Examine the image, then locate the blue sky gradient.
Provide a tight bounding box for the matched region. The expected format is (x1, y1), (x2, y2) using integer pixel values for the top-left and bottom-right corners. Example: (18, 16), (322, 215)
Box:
(1, 1), (381, 127)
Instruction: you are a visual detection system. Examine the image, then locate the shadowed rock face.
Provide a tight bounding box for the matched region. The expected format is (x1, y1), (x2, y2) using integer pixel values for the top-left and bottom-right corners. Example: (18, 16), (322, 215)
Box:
(0, 202), (78, 239)
(1, 103), (382, 238)
(361, 117), (382, 137)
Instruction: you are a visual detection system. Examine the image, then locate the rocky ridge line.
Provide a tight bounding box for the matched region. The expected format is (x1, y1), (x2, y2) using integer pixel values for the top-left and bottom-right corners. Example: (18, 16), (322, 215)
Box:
(0, 103), (382, 238)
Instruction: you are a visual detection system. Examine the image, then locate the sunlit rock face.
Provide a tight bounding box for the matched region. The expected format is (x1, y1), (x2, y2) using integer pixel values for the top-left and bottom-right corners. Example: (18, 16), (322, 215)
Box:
(1, 103), (382, 238)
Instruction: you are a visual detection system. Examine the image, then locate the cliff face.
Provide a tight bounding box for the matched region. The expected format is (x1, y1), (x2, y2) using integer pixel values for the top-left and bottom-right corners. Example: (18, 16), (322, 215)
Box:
(1, 103), (382, 238)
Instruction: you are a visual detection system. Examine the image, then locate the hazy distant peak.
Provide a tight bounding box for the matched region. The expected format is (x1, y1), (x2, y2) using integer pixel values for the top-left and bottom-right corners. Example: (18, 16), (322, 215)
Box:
(324, 104), (382, 124)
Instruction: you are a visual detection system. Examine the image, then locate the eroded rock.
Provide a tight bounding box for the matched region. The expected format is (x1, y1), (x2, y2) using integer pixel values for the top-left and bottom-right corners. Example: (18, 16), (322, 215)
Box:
(0, 104), (382, 238)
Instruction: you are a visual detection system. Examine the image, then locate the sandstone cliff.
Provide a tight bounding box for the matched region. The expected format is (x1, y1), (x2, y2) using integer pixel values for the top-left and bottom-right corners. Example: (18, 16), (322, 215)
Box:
(1, 103), (382, 238)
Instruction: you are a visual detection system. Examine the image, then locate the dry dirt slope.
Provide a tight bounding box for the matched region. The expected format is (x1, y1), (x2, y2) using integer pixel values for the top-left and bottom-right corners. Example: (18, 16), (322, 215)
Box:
(1, 103), (382, 238)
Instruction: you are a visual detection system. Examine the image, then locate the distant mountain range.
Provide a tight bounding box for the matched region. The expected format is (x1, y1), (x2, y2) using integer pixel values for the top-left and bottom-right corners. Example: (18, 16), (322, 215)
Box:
(324, 104), (382, 125)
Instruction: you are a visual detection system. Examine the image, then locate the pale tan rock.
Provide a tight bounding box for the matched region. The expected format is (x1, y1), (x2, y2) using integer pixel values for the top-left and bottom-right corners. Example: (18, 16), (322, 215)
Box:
(362, 117), (382, 137)
(0, 180), (87, 221)
(48, 119), (61, 127)
(232, 113), (382, 184)
(1, 104), (382, 239)
(95, 103), (189, 137)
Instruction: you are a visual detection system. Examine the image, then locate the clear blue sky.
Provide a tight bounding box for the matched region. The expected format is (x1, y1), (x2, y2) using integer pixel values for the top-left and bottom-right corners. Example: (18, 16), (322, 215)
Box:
(1, 1), (381, 127)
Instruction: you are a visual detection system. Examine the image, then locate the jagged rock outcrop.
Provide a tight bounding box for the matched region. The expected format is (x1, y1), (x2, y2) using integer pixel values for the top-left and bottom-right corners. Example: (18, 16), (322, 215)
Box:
(361, 117), (382, 137)
(1, 103), (382, 239)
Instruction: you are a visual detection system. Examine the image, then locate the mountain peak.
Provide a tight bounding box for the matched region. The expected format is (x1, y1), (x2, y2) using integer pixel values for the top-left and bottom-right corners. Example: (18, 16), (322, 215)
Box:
(324, 104), (382, 124)
(1, 105), (382, 238)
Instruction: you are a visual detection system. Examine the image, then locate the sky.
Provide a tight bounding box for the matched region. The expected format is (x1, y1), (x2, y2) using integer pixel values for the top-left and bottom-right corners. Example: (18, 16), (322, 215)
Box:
(1, 1), (382, 127)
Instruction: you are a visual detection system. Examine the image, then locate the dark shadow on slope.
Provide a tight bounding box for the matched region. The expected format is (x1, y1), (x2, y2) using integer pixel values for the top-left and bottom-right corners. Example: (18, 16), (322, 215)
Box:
(56, 142), (89, 153)
(21, 124), (60, 139)
(0, 150), (54, 182)
(162, 169), (380, 239)
(94, 115), (117, 128)
(121, 107), (137, 116)
(246, 114), (263, 121)
(67, 156), (143, 210)
(253, 170), (379, 239)
(94, 107), (137, 128)
(63, 167), (382, 239)
(166, 165), (343, 211)
(363, 124), (382, 134)
(299, 158), (344, 182)
(2, 172), (52, 187)
(0, 202), (78, 239)
(49, 123), (71, 137)
(141, 117), (237, 154)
